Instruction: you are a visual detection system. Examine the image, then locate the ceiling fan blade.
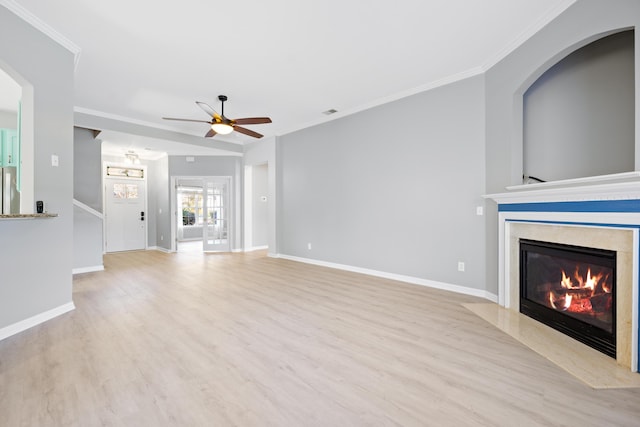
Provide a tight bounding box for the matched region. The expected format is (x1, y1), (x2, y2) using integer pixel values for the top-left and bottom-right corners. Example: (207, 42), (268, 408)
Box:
(233, 117), (272, 125)
(205, 129), (217, 138)
(196, 101), (222, 120)
(233, 126), (264, 139)
(162, 117), (212, 124)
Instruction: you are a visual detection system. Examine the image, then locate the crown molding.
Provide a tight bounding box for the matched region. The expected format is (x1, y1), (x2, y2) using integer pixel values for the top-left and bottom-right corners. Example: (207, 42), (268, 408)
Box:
(481, 0), (576, 71)
(277, 66), (484, 137)
(0, 0), (81, 70)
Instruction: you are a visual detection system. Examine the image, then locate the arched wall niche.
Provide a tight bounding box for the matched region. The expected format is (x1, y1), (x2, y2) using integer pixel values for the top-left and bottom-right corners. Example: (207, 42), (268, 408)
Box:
(0, 59), (34, 212)
(518, 28), (635, 183)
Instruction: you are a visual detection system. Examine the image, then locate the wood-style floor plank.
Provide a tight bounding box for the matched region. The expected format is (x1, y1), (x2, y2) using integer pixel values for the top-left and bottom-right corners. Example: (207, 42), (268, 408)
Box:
(1, 250), (639, 426)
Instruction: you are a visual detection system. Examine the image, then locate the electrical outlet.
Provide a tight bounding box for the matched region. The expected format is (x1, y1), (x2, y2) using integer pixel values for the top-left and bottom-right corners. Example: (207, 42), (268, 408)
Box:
(307, 243), (312, 250)
(476, 206), (484, 216)
(51, 154), (59, 167)
(458, 261), (465, 272)
(160, 235), (163, 241)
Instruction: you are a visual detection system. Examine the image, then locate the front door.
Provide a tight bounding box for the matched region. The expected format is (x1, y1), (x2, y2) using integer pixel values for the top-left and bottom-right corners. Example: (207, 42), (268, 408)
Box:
(105, 172), (146, 252)
(202, 177), (230, 252)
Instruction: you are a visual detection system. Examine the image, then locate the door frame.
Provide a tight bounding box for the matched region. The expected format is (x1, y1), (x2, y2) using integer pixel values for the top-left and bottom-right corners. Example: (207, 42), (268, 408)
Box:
(170, 175), (234, 253)
(103, 161), (148, 253)
(243, 162), (270, 252)
(202, 176), (231, 252)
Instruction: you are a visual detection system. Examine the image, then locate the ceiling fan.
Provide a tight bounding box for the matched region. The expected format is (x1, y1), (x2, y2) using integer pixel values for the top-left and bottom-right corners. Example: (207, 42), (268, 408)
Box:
(162, 95), (272, 139)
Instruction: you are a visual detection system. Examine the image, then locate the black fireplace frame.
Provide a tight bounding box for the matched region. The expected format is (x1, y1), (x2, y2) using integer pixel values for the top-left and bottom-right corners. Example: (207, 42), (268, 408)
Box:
(519, 239), (616, 358)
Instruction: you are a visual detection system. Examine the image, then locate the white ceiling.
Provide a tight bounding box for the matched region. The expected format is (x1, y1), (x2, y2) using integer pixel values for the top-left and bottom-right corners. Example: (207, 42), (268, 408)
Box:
(4, 0), (575, 156)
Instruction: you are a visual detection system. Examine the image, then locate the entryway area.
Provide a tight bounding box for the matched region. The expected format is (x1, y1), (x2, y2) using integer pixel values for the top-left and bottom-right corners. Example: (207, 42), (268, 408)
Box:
(104, 163), (147, 253)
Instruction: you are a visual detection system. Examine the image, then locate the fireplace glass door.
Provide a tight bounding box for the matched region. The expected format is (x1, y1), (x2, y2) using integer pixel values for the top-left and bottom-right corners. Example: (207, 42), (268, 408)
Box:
(520, 239), (616, 358)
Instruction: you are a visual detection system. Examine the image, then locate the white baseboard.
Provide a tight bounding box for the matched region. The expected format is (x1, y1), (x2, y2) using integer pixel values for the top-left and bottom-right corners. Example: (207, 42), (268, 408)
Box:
(72, 265), (104, 275)
(245, 245), (268, 252)
(277, 254), (498, 303)
(0, 302), (76, 341)
(148, 246), (172, 253)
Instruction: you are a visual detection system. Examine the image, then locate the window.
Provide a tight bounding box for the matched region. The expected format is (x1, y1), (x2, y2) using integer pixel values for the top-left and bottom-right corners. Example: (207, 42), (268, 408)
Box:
(178, 187), (203, 226)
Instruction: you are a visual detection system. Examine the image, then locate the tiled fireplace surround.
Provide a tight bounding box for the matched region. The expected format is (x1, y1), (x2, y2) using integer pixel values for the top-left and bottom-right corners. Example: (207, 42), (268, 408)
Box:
(487, 173), (640, 373)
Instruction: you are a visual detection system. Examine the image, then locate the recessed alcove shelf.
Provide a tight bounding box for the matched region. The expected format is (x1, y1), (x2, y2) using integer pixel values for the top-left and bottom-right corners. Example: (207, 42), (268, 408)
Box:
(0, 213), (58, 220)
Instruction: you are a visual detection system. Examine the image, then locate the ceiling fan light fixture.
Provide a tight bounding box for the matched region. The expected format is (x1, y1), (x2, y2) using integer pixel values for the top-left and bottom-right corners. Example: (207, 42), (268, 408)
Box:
(211, 122), (233, 134)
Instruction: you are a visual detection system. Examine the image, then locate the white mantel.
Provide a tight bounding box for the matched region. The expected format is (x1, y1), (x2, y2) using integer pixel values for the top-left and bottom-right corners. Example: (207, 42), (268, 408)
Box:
(486, 171), (640, 205)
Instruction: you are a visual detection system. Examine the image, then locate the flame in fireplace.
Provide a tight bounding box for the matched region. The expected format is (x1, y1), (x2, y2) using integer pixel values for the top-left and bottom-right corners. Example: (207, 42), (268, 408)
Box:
(549, 289), (572, 310)
(585, 269), (597, 290)
(548, 267), (611, 314)
(561, 270), (572, 288)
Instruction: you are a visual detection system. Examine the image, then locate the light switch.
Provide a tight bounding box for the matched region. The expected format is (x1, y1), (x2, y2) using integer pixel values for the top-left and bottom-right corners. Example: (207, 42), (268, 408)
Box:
(51, 154), (59, 167)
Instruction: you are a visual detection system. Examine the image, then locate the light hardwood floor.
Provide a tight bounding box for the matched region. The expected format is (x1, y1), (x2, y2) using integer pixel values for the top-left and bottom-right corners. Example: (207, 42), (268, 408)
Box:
(1, 250), (640, 426)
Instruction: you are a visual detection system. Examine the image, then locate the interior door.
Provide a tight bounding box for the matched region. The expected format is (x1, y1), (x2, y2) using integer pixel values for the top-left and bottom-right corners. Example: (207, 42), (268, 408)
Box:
(202, 177), (230, 252)
(105, 177), (146, 252)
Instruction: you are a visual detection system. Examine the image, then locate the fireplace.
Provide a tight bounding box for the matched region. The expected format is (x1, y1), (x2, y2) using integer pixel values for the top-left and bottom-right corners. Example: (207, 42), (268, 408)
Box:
(519, 239), (616, 358)
(485, 176), (640, 373)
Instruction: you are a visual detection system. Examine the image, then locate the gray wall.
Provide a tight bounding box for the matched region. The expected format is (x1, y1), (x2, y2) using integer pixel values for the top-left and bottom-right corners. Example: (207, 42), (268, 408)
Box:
(73, 206), (103, 270)
(74, 127), (103, 211)
(524, 30), (635, 182)
(484, 0), (640, 295)
(278, 75), (486, 290)
(0, 6), (74, 329)
(167, 156), (243, 251)
(252, 163), (268, 247)
(244, 137), (277, 255)
(73, 127), (103, 270)
(0, 110), (17, 128)
(169, 155), (240, 177)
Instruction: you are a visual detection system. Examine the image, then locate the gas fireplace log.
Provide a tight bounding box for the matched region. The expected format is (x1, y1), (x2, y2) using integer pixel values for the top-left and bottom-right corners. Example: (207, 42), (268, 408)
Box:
(590, 293), (612, 312)
(552, 288), (593, 298)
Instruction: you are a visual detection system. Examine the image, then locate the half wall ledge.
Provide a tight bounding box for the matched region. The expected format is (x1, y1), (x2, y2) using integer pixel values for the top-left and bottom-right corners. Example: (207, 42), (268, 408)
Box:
(0, 213), (58, 220)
